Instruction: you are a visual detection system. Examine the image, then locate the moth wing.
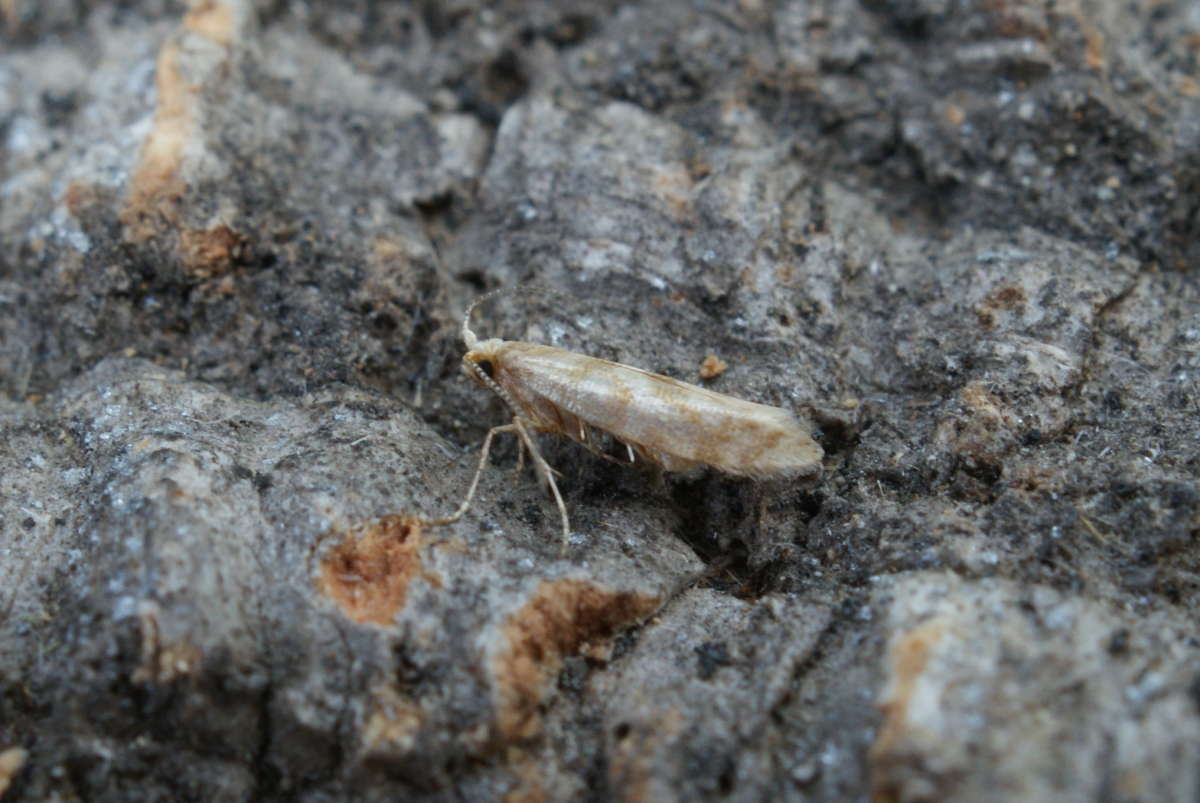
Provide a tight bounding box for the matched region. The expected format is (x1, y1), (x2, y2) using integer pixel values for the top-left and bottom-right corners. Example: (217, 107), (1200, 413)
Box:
(561, 354), (822, 477)
(498, 343), (822, 477)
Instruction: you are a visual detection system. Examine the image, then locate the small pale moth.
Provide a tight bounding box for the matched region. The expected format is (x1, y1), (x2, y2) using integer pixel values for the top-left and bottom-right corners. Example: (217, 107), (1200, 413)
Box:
(427, 293), (823, 552)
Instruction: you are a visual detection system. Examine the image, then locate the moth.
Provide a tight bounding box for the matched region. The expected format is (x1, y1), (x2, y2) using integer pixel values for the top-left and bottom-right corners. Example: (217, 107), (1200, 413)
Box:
(427, 293), (823, 552)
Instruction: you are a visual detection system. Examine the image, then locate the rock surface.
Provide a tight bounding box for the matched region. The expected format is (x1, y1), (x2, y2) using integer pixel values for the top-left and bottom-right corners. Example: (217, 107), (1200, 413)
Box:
(1, 0), (1198, 800)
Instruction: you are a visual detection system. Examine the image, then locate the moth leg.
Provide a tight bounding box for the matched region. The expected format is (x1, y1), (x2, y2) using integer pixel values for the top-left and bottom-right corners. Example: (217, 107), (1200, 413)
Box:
(512, 428), (564, 479)
(425, 423), (518, 529)
(511, 417), (571, 556)
(513, 432), (526, 475)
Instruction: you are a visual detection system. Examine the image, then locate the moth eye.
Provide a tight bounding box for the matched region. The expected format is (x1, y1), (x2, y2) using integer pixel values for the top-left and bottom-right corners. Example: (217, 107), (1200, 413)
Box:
(476, 359), (495, 379)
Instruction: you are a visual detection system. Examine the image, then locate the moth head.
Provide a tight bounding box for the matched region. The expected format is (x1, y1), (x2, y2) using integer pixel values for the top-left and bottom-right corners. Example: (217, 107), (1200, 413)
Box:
(462, 341), (520, 412)
(460, 340), (494, 384)
(460, 288), (523, 410)
(461, 342), (501, 387)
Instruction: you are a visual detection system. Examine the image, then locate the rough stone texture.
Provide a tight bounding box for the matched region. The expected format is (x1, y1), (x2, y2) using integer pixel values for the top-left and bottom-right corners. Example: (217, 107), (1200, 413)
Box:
(1, 0), (1198, 801)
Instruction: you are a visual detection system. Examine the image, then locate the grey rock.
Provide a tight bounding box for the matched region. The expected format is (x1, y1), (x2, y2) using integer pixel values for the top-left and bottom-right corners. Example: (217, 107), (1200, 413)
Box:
(2, 0), (1198, 800)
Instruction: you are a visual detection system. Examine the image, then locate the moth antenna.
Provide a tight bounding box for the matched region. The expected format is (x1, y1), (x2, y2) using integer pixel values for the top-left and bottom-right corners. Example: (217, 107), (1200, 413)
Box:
(462, 286), (510, 349)
(461, 280), (563, 348)
(461, 297), (481, 349)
